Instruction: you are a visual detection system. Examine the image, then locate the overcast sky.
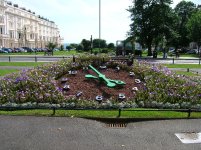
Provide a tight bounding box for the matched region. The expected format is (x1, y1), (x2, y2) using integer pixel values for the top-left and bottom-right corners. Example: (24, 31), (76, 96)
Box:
(11, 0), (200, 44)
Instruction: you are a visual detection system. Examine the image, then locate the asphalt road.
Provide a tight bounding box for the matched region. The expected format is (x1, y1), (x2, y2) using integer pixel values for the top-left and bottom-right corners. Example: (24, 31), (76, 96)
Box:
(0, 55), (71, 62)
(0, 116), (201, 150)
(0, 55), (201, 64)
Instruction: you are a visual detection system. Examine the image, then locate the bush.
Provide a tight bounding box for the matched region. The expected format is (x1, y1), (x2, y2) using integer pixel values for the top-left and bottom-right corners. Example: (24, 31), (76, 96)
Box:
(101, 49), (108, 53)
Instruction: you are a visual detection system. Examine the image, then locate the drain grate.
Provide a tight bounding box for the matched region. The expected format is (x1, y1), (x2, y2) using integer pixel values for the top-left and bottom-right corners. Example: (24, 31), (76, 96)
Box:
(105, 123), (127, 128)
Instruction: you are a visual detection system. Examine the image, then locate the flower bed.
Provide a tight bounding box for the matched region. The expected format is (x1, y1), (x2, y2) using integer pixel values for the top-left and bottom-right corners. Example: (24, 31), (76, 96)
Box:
(0, 55), (201, 109)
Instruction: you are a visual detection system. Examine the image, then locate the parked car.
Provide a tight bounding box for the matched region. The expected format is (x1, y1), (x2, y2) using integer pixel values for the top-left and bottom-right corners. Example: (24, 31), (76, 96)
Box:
(17, 47), (27, 52)
(2, 48), (12, 53)
(41, 48), (48, 52)
(37, 48), (42, 52)
(186, 49), (198, 54)
(169, 47), (175, 53)
(21, 47), (34, 52)
(13, 48), (20, 52)
(8, 48), (14, 53)
(0, 48), (8, 53)
(33, 48), (39, 52)
(53, 48), (59, 51)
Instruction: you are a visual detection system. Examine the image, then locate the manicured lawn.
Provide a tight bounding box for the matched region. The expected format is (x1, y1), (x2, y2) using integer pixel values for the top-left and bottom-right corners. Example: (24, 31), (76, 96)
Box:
(164, 64), (201, 69)
(0, 50), (80, 56)
(174, 71), (199, 76)
(0, 109), (201, 119)
(0, 62), (47, 76)
(179, 54), (199, 58)
(0, 62), (47, 66)
(0, 69), (19, 76)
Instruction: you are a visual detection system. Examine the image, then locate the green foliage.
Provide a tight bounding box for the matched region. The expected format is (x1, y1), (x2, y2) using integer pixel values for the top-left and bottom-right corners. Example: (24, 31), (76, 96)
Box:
(107, 43), (115, 49)
(76, 44), (84, 51)
(1, 56), (201, 109)
(66, 45), (73, 50)
(46, 42), (57, 51)
(174, 1), (197, 48)
(69, 43), (78, 49)
(60, 45), (64, 51)
(92, 39), (107, 48)
(100, 49), (108, 53)
(128, 0), (173, 56)
(81, 39), (91, 51)
(187, 10), (201, 50)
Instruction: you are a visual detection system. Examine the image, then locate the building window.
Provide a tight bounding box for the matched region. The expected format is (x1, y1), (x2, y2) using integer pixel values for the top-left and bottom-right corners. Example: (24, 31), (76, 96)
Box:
(0, 16), (4, 23)
(0, 27), (2, 34)
(18, 32), (21, 39)
(9, 31), (14, 39)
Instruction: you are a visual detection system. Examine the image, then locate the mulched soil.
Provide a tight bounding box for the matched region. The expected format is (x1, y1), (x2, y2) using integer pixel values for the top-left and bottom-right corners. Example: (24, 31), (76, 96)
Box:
(57, 68), (145, 101)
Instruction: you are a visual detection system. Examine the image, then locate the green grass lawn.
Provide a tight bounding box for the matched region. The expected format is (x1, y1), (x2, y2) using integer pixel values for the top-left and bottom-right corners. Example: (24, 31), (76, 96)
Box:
(0, 50), (80, 56)
(0, 109), (200, 119)
(174, 71), (200, 76)
(164, 64), (201, 69)
(0, 69), (19, 76)
(0, 62), (47, 66)
(0, 62), (47, 76)
(179, 54), (199, 58)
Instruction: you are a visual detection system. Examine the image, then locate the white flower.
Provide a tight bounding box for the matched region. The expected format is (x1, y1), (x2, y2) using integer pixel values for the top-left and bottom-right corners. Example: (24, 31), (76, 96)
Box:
(132, 87), (138, 91)
(135, 79), (141, 84)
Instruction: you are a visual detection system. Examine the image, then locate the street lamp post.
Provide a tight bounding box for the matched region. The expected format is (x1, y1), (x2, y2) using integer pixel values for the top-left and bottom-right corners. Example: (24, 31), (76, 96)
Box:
(99, 0), (101, 53)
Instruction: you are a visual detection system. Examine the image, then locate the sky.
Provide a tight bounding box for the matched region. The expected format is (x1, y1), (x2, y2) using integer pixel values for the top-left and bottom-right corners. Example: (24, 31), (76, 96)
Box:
(11, 0), (200, 44)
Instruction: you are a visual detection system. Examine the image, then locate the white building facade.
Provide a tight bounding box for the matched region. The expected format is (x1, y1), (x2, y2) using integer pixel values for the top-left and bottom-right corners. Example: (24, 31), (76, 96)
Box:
(0, 0), (63, 48)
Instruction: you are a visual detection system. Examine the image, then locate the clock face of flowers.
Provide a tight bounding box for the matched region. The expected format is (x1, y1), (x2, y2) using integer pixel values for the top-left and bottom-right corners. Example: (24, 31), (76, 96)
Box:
(57, 63), (145, 101)
(1, 55), (200, 109)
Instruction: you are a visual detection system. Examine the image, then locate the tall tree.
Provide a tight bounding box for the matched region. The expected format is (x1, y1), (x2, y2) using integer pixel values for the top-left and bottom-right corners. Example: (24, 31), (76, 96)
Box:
(92, 39), (107, 48)
(187, 10), (201, 55)
(107, 43), (115, 49)
(174, 1), (197, 48)
(81, 39), (91, 51)
(128, 0), (173, 56)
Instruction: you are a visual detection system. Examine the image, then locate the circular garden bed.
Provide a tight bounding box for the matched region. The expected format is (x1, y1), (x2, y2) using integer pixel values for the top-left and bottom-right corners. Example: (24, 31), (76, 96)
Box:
(0, 55), (201, 109)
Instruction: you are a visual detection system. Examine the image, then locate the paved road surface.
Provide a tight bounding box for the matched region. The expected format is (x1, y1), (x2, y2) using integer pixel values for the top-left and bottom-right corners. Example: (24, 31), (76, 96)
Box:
(0, 116), (201, 150)
(0, 55), (71, 62)
(0, 55), (201, 64)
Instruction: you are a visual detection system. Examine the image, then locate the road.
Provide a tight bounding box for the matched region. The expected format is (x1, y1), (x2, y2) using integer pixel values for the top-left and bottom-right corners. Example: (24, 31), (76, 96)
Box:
(0, 55), (72, 62)
(0, 55), (201, 64)
(0, 116), (201, 150)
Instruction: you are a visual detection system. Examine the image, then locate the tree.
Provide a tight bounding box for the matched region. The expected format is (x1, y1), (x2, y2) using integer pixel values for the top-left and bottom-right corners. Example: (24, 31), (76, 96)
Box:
(187, 10), (201, 55)
(174, 1), (197, 48)
(107, 43), (115, 49)
(60, 45), (64, 51)
(66, 43), (79, 50)
(70, 43), (78, 49)
(66, 45), (73, 50)
(81, 39), (91, 51)
(128, 0), (173, 56)
(76, 44), (83, 51)
(92, 39), (107, 48)
(46, 42), (57, 55)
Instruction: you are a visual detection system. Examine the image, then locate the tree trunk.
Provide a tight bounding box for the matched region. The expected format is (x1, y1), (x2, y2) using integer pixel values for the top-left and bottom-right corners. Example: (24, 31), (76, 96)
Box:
(147, 44), (152, 56)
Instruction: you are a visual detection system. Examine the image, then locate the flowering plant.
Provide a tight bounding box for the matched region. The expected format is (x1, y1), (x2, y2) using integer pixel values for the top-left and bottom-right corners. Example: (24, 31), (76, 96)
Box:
(0, 56), (201, 109)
